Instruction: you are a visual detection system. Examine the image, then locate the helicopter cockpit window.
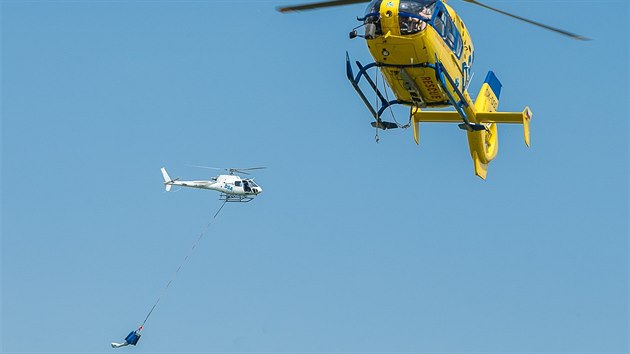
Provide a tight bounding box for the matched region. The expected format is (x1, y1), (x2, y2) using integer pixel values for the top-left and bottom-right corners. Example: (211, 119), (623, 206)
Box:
(248, 180), (259, 188)
(433, 9), (445, 36)
(363, 0), (383, 37)
(454, 31), (463, 57)
(445, 15), (455, 47)
(428, 6), (463, 57)
(399, 0), (436, 35)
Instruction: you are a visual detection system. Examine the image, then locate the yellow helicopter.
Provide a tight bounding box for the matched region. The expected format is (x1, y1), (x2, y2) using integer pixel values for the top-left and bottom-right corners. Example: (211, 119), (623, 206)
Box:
(278, 0), (587, 179)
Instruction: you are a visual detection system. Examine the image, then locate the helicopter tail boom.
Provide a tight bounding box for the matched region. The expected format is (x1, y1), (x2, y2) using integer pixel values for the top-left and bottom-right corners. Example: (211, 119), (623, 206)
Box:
(467, 71), (531, 178)
(411, 70), (532, 179)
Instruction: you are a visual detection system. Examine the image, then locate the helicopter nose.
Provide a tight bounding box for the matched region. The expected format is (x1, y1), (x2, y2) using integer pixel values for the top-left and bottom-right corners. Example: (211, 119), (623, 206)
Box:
(255, 187), (262, 194)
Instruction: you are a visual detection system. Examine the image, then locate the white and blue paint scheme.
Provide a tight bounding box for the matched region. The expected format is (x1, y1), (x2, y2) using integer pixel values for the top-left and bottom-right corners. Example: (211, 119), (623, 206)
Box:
(161, 167), (263, 202)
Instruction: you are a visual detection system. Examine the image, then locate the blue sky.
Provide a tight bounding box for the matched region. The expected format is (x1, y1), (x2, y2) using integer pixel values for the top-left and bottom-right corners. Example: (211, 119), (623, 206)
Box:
(2, 1), (628, 353)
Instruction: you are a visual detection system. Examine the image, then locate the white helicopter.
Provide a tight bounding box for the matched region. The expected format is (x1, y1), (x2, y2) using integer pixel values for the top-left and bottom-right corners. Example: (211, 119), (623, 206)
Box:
(160, 166), (265, 202)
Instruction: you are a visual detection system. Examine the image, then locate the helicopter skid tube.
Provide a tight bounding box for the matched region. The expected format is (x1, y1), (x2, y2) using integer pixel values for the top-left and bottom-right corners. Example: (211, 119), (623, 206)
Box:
(345, 53), (461, 130)
(346, 52), (425, 130)
(432, 60), (486, 132)
(219, 194), (254, 203)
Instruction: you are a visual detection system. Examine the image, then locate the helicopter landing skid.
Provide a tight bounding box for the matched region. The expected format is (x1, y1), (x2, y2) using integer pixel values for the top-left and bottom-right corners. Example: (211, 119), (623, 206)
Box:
(432, 59), (486, 132)
(345, 52), (485, 132)
(346, 52), (453, 131)
(346, 52), (410, 130)
(219, 194), (254, 203)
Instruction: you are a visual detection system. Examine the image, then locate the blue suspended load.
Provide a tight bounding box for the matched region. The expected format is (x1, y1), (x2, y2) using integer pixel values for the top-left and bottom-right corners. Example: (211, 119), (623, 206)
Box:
(111, 329), (141, 348)
(125, 330), (141, 345)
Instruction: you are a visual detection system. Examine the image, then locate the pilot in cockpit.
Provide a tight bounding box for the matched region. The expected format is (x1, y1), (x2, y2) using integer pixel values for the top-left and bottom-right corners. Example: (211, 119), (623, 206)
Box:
(401, 1), (435, 34)
(419, 4), (432, 20)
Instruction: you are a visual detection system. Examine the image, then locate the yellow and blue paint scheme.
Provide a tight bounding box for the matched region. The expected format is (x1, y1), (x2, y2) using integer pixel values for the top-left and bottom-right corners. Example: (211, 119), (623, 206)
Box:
(347, 0), (532, 179)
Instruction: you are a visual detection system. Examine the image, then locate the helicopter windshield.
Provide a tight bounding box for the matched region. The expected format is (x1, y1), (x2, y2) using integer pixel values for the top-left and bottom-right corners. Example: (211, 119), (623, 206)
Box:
(399, 0), (437, 35)
(364, 0), (382, 16)
(247, 180), (259, 188)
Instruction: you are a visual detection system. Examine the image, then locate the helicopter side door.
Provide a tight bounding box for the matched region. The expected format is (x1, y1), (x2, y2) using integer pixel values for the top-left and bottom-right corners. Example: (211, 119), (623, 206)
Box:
(232, 180), (247, 195)
(242, 180), (252, 194)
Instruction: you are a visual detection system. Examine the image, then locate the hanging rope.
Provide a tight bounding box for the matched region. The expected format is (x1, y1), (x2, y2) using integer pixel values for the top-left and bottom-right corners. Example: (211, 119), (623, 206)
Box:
(380, 71), (411, 132)
(138, 200), (228, 331)
(374, 66), (380, 143)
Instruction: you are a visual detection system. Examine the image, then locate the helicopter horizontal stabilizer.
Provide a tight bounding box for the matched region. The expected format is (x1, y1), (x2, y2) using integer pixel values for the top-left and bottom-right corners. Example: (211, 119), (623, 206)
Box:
(411, 107), (532, 147)
(475, 109), (532, 147)
(412, 110), (464, 123)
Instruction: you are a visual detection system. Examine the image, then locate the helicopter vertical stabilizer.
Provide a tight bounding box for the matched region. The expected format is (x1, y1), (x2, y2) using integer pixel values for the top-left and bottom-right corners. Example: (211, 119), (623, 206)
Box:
(466, 71), (532, 179)
(467, 71), (502, 179)
(161, 167), (172, 192)
(475, 71), (501, 111)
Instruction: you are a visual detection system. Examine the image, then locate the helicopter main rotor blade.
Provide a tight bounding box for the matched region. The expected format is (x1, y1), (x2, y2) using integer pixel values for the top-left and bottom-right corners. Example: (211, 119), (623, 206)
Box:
(187, 165), (223, 170)
(462, 0), (589, 40)
(230, 167), (267, 175)
(235, 167), (267, 171)
(277, 0), (369, 13)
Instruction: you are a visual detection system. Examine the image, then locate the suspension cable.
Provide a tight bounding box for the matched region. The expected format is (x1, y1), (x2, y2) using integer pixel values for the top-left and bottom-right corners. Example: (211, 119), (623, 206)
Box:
(138, 200), (228, 331)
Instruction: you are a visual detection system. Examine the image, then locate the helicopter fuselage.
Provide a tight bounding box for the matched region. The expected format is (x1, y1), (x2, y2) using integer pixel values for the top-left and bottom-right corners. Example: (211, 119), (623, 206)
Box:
(279, 0), (535, 179)
(161, 168), (263, 201)
(363, 0), (474, 110)
(172, 175), (262, 196)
